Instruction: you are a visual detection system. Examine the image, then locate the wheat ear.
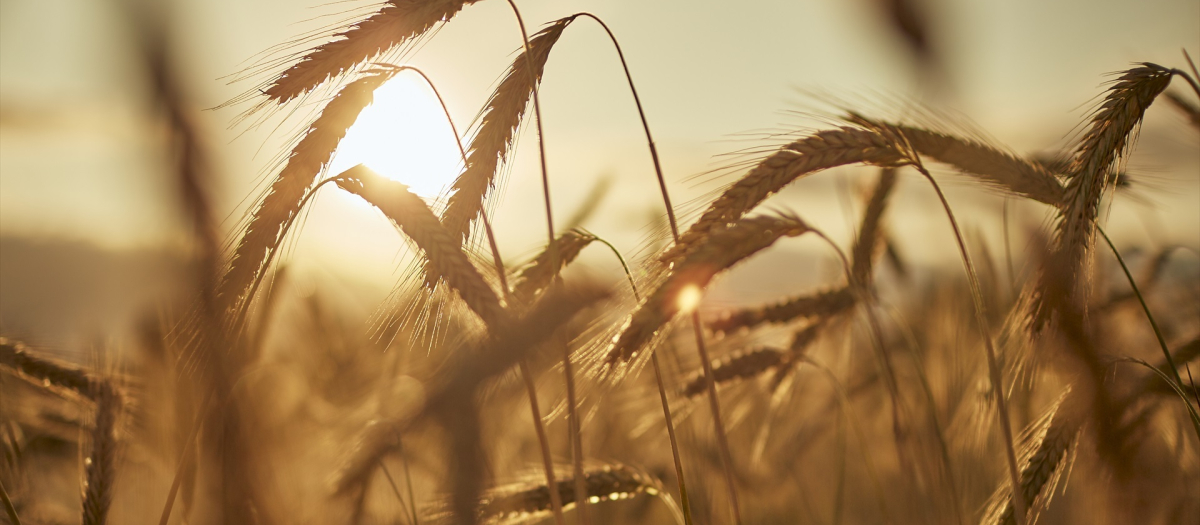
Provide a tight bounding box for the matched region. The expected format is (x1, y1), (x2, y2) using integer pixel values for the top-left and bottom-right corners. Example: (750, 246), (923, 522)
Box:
(846, 116), (1066, 207)
(985, 395), (1079, 525)
(335, 165), (507, 328)
(0, 339), (99, 399)
(662, 127), (904, 265)
(477, 464), (676, 524)
(679, 347), (787, 398)
(511, 229), (597, 303)
(82, 382), (121, 525)
(850, 168), (899, 282)
(607, 214), (812, 364)
(437, 17), (574, 253)
(261, 0), (476, 104)
(1028, 64), (1175, 332)
(707, 287), (855, 335)
(220, 70), (394, 316)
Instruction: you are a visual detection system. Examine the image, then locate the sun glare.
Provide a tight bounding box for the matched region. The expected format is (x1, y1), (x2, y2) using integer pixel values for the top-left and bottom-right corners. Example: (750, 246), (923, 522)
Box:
(327, 74), (463, 199)
(676, 284), (703, 314)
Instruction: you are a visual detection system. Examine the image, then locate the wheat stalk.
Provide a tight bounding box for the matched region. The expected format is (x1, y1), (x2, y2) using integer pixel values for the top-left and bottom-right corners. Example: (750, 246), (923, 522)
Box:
(984, 396), (1080, 525)
(476, 464), (674, 524)
(661, 127), (905, 265)
(1164, 90), (1200, 130)
(1028, 63), (1176, 332)
(850, 168), (899, 283)
(220, 70), (395, 316)
(438, 17), (574, 254)
(845, 116), (1066, 207)
(679, 347), (786, 398)
(511, 229), (597, 304)
(608, 213), (813, 365)
(82, 382), (121, 525)
(707, 287), (855, 335)
(261, 0), (478, 104)
(335, 165), (507, 328)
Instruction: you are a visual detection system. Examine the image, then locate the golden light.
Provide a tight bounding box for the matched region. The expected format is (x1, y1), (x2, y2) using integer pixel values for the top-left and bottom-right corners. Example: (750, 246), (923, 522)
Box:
(327, 73), (463, 198)
(676, 284), (703, 314)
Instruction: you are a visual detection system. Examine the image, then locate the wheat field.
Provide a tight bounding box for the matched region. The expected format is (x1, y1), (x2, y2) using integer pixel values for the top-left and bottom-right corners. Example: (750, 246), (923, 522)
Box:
(1, 1), (1199, 524)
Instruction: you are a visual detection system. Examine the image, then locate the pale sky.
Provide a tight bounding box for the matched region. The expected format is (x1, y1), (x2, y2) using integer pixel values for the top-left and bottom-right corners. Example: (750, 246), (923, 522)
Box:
(1, 0), (1197, 294)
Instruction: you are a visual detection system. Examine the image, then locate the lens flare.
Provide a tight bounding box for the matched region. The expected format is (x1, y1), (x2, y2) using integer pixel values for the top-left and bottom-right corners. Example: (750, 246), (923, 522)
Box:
(676, 284), (703, 314)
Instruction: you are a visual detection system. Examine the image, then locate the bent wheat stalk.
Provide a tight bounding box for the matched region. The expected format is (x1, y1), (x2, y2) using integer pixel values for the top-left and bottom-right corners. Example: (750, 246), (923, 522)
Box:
(607, 214), (813, 364)
(335, 165), (506, 328)
(566, 14), (698, 522)
(260, 0), (478, 104)
(845, 115), (1065, 207)
(476, 464), (679, 525)
(662, 127), (905, 265)
(586, 231), (694, 524)
(707, 287), (855, 335)
(494, 5), (589, 522)
(221, 69), (395, 319)
(438, 16), (573, 253)
(1029, 63), (1175, 332)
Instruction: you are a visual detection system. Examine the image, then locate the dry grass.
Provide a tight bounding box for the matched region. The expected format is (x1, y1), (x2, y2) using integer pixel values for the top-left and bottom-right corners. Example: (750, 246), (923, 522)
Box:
(2, 5), (1199, 525)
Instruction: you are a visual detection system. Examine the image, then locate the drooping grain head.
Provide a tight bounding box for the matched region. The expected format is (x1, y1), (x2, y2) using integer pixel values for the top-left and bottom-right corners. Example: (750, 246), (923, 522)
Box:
(679, 347), (786, 398)
(661, 127), (906, 265)
(262, 0), (478, 104)
(511, 229), (597, 304)
(220, 70), (396, 319)
(850, 168), (899, 284)
(438, 17), (576, 254)
(707, 287), (855, 335)
(608, 214), (813, 364)
(335, 165), (507, 329)
(477, 464), (665, 524)
(1028, 63), (1174, 333)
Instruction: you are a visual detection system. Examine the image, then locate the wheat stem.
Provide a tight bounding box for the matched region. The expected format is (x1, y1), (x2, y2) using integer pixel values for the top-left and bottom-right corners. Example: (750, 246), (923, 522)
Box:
(912, 165), (1026, 525)
(0, 477), (19, 525)
(380, 464), (415, 525)
(586, 231), (693, 524)
(501, 4), (584, 523)
(575, 13), (741, 519)
(417, 61), (563, 523)
(1096, 228), (1186, 393)
(574, 13), (678, 239)
(158, 393), (211, 525)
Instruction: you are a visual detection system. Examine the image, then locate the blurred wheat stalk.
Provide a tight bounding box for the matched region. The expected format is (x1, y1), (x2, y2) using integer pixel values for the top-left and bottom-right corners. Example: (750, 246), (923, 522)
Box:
(2, 2), (1199, 525)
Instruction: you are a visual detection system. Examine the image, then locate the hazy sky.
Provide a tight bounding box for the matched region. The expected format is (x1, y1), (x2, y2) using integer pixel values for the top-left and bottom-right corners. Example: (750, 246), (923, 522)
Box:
(1, 0), (1197, 293)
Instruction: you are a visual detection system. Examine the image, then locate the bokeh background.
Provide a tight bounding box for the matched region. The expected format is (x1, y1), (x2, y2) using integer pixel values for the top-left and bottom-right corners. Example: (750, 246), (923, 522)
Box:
(1, 0), (1197, 370)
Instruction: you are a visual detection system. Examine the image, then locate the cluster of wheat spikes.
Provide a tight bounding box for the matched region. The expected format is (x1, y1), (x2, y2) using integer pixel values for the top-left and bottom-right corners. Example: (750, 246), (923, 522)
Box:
(3, 2), (1200, 524)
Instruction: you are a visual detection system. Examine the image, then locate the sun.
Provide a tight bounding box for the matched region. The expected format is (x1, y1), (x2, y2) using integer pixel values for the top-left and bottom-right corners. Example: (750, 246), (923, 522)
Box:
(327, 73), (464, 199)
